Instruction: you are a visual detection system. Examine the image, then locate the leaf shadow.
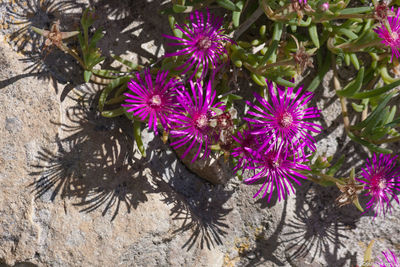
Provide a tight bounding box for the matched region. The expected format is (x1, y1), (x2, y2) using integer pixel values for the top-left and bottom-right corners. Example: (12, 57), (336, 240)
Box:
(29, 83), (153, 221)
(281, 182), (360, 266)
(146, 136), (234, 251)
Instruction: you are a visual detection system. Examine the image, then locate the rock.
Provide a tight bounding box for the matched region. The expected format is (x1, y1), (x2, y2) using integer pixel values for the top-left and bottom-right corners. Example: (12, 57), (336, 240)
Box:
(173, 144), (233, 185)
(5, 117), (22, 134)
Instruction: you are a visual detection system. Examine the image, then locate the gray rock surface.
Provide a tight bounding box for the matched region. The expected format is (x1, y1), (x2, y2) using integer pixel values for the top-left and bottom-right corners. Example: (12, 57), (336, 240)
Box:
(0, 1), (399, 267)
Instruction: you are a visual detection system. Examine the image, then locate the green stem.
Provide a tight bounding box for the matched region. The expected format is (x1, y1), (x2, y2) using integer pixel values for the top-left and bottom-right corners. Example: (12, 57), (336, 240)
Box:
(257, 59), (296, 73)
(333, 39), (384, 53)
(233, 6), (264, 40)
(332, 54), (351, 133)
(65, 47), (86, 68)
(302, 171), (345, 186)
(374, 135), (400, 144)
(319, 173), (346, 184)
(264, 4), (374, 23)
(311, 13), (374, 23)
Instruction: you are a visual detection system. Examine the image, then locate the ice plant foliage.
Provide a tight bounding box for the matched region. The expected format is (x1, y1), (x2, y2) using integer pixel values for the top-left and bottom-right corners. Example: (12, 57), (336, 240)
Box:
(244, 81), (322, 154)
(374, 7), (400, 60)
(164, 10), (232, 79)
(376, 250), (399, 267)
(122, 70), (183, 133)
(357, 154), (400, 217)
(170, 80), (225, 162)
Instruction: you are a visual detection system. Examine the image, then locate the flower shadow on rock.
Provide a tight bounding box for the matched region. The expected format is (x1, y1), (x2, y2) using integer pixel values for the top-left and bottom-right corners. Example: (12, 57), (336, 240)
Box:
(147, 136), (234, 251)
(30, 84), (154, 221)
(282, 183), (359, 266)
(241, 200), (287, 267)
(5, 0), (85, 92)
(88, 0), (171, 67)
(6, 0), (84, 52)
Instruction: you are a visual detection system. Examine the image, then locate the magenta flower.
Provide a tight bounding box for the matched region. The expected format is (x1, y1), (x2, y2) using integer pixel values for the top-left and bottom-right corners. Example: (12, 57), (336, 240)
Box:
(376, 250), (399, 267)
(298, 0), (307, 4)
(122, 70), (183, 133)
(164, 10), (232, 79)
(244, 80), (322, 154)
(374, 7), (400, 60)
(231, 126), (260, 172)
(170, 80), (224, 162)
(244, 141), (309, 202)
(357, 154), (400, 217)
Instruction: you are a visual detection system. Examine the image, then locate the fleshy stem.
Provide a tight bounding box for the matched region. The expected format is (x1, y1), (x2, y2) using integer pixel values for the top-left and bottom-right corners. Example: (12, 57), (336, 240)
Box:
(332, 54), (351, 132)
(65, 48), (86, 68)
(333, 39), (383, 53)
(261, 1), (375, 23)
(233, 6), (264, 40)
(301, 170), (345, 186)
(374, 135), (400, 144)
(255, 59), (296, 73)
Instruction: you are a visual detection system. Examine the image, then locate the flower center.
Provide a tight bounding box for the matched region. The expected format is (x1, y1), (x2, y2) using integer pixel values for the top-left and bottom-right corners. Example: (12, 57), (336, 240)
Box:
(378, 179), (387, 190)
(266, 156), (281, 169)
(278, 112), (294, 128)
(195, 113), (208, 130)
(149, 94), (162, 107)
(197, 36), (212, 50)
(391, 31), (399, 41)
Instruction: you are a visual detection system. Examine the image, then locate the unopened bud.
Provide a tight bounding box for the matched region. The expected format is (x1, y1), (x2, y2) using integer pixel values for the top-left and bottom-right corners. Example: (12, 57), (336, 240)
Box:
(321, 2), (329, 11)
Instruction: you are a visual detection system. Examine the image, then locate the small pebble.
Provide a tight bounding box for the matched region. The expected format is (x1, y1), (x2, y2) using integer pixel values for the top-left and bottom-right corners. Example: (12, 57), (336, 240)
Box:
(246, 252), (256, 260)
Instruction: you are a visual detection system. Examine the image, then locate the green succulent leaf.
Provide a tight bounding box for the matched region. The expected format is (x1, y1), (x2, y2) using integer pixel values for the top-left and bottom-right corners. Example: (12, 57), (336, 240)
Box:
(351, 102), (365, 112)
(232, 0), (244, 28)
(168, 15), (183, 38)
(336, 67), (364, 97)
(251, 73), (268, 86)
(349, 53), (360, 70)
(348, 131), (392, 154)
(134, 120), (146, 157)
(350, 79), (400, 99)
(338, 6), (373, 15)
(353, 197), (364, 212)
(385, 117), (400, 128)
(172, 4), (187, 13)
(352, 91), (396, 130)
(326, 155), (345, 176)
(306, 50), (331, 92)
(216, 0), (241, 11)
(260, 40), (279, 65)
(275, 77), (295, 88)
(111, 55), (139, 70)
(105, 94), (127, 105)
(84, 70), (92, 83)
(89, 28), (104, 49)
(91, 69), (124, 79)
(309, 24), (320, 48)
(101, 107), (124, 118)
(362, 106), (389, 138)
(99, 76), (131, 112)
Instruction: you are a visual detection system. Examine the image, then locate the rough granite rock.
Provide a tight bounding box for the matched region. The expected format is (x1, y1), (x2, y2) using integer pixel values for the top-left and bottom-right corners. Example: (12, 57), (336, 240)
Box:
(1, 0), (400, 266)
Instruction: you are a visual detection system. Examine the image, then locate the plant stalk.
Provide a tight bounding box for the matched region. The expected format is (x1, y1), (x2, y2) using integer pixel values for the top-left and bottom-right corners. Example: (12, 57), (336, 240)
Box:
(332, 54), (351, 133)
